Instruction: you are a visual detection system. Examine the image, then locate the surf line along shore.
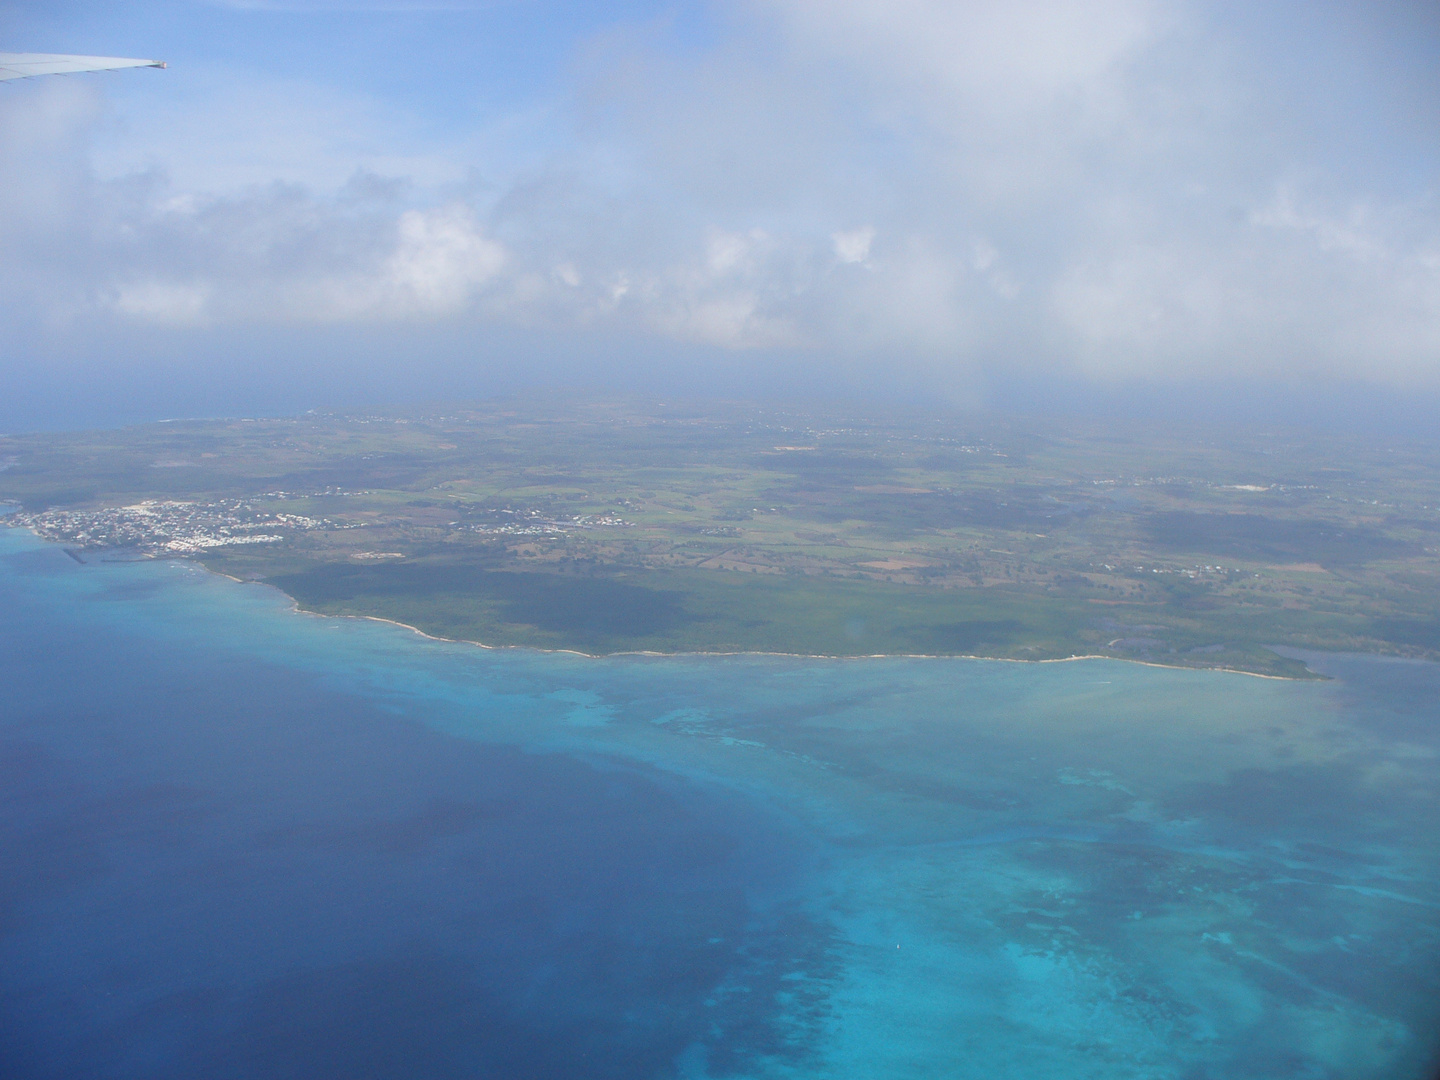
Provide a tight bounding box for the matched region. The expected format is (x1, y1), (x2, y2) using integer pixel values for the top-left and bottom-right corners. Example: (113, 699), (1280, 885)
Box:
(3, 522), (1318, 679)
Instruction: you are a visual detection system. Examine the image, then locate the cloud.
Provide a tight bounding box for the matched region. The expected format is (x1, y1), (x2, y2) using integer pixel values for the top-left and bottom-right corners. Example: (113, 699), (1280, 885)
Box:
(775, 0), (1160, 130)
(95, 197), (508, 326)
(1049, 185), (1440, 381)
(3, 0), (1439, 408)
(832, 227), (874, 266)
(110, 281), (213, 326)
(384, 207), (507, 311)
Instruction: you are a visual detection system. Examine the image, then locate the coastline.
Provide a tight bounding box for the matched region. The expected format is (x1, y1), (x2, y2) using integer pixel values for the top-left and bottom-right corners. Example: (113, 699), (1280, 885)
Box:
(3, 523), (1312, 679)
(328, 612), (1307, 679)
(238, 565), (1314, 681)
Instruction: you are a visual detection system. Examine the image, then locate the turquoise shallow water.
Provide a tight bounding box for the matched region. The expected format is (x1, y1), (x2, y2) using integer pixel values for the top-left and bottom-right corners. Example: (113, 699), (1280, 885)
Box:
(1, 527), (1438, 1078)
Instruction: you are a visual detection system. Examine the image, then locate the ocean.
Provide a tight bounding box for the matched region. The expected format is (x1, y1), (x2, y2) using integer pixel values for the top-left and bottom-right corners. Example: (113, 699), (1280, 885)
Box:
(1, 527), (1437, 1078)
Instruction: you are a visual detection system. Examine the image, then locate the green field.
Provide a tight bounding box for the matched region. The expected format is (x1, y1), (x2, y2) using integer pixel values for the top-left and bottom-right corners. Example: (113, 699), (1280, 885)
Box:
(4, 396), (1438, 677)
(248, 552), (1325, 677)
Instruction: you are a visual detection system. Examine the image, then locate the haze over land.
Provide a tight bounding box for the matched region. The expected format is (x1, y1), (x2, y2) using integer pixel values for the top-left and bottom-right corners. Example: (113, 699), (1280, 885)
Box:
(6, 399), (1439, 677)
(2, 1), (1438, 429)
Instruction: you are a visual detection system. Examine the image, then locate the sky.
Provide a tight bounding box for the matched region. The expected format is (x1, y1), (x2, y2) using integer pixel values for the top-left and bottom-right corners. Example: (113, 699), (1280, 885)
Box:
(1, 1), (1438, 430)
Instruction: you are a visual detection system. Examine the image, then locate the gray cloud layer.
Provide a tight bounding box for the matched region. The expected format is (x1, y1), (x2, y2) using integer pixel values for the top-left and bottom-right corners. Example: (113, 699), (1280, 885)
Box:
(3, 0), (1438, 415)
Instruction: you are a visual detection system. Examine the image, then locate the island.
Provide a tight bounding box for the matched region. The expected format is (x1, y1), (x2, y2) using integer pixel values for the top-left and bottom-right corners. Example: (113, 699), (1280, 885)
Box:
(4, 396), (1438, 678)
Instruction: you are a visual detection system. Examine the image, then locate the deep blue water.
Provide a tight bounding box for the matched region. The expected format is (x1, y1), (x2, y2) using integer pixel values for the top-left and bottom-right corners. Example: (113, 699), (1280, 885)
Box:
(1, 529), (1438, 1078)
(0, 539), (821, 1079)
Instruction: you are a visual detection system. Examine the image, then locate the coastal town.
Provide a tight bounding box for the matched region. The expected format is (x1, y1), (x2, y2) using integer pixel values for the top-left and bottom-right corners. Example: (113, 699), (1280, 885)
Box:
(10, 496), (638, 557)
(11, 498), (352, 556)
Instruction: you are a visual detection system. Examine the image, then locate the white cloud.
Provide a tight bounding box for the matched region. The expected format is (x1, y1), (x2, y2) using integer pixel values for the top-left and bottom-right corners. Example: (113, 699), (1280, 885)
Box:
(706, 228), (767, 276)
(99, 201), (508, 325)
(3, 2), (1439, 401)
(833, 227), (874, 265)
(777, 0), (1159, 112)
(651, 290), (797, 349)
(1052, 187), (1440, 382)
(109, 281), (213, 326)
(381, 206), (507, 314)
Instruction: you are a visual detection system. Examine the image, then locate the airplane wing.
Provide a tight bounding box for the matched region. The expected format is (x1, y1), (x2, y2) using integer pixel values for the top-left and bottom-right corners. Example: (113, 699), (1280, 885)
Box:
(0, 53), (166, 82)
